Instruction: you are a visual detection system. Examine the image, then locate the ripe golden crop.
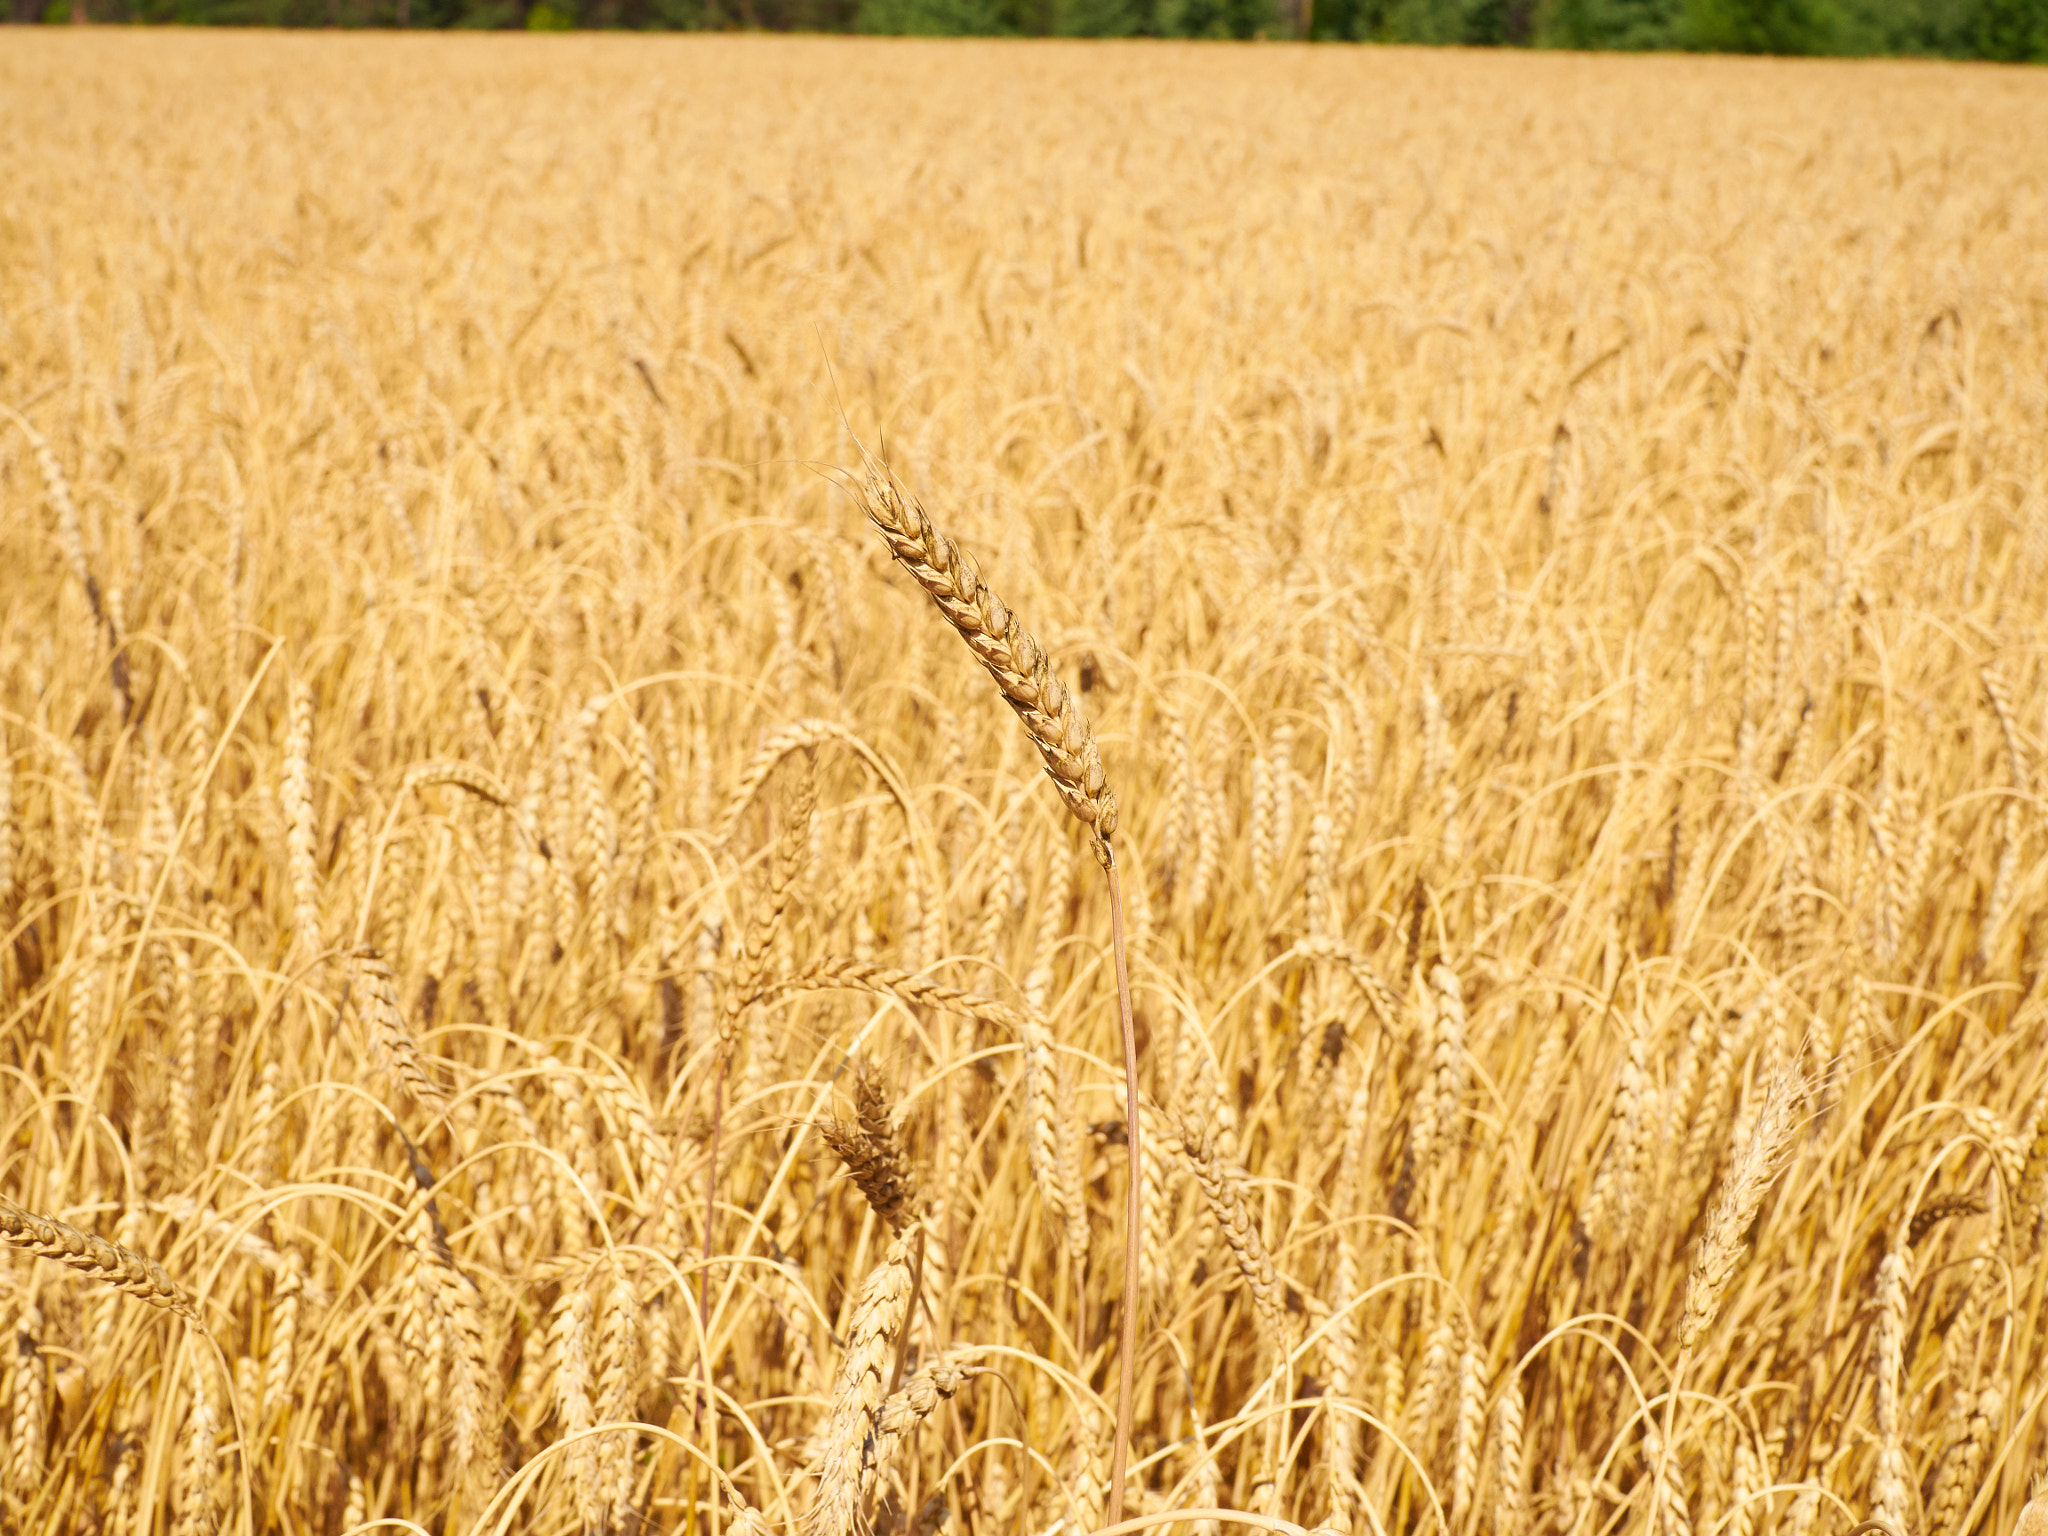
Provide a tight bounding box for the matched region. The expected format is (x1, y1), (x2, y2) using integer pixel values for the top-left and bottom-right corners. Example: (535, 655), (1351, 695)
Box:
(2, 31), (2045, 1536)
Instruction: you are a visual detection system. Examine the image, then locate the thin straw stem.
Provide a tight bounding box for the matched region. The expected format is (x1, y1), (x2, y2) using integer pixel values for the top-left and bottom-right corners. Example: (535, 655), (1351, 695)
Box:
(1105, 845), (1140, 1531)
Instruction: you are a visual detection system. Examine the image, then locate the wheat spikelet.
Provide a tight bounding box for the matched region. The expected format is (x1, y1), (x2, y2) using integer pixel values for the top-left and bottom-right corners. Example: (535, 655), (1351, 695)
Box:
(8, 1301), (44, 1505)
(1406, 1313), (1456, 1445)
(1161, 708), (1194, 879)
(282, 679), (321, 963)
(974, 793), (1023, 958)
(1679, 1067), (1800, 1350)
(167, 940), (199, 1174)
(1873, 775), (1910, 967)
(895, 844), (931, 973)
(7, 410), (103, 643)
(689, 908), (725, 1058)
(820, 1064), (921, 1236)
(1271, 719), (1296, 861)
(259, 1253), (303, 1422)
(1320, 1233), (1363, 1498)
(1451, 1341), (1483, 1524)
(1493, 1372), (1527, 1536)
(1070, 1394), (1110, 1531)
(584, 1066), (664, 1211)
(0, 740), (15, 930)
(1292, 935), (1402, 1030)
(1173, 1112), (1282, 1345)
(1982, 665), (2030, 790)
(746, 957), (1034, 1039)
(341, 1468), (368, 1529)
(1583, 1010), (1654, 1246)
(1980, 802), (2020, 970)
(621, 712), (657, 909)
(718, 1469), (781, 1536)
(425, 1247), (497, 1492)
(1187, 723), (1225, 916)
(723, 746), (816, 1048)
(1020, 1011), (1087, 1270)
(1736, 578), (1769, 800)
(1422, 676), (1462, 864)
(875, 1350), (983, 1454)
(806, 1236), (913, 1536)
(0, 1198), (199, 1322)
(543, 732), (584, 958)
(571, 694), (618, 940)
(1137, 1100), (1177, 1312)
(1870, 1244), (1912, 1532)
(172, 1355), (219, 1536)
(347, 946), (448, 1112)
(596, 1269), (641, 1530)
(1925, 1383), (1997, 1536)
(2012, 1484), (2048, 1536)
(1728, 1431), (1772, 1536)
(404, 758), (515, 808)
(1409, 959), (1471, 1197)
(550, 1282), (601, 1529)
(1251, 744), (1276, 908)
(856, 467), (1117, 840)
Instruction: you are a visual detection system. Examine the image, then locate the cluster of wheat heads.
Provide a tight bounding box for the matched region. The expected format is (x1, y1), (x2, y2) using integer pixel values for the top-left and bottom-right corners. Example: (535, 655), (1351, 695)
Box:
(5, 27), (2048, 1536)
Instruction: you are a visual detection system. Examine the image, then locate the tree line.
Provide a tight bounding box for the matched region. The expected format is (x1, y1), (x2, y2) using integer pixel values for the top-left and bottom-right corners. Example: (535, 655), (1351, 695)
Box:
(13, 0), (2045, 62)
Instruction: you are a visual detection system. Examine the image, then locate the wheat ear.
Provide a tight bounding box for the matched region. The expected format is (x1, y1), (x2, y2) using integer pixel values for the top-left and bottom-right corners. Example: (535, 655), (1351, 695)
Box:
(1451, 1342), (1483, 1525)
(1678, 1067), (1801, 1351)
(0, 741), (16, 928)
(820, 1064), (921, 1236)
(347, 947), (449, 1112)
(1174, 1112), (1284, 1344)
(857, 468), (1114, 836)
(1869, 1244), (1912, 1532)
(0, 1198), (200, 1323)
(807, 1236), (914, 1536)
(1656, 1067), (1802, 1536)
(550, 1282), (601, 1529)
(282, 681), (321, 965)
(854, 459), (1143, 1525)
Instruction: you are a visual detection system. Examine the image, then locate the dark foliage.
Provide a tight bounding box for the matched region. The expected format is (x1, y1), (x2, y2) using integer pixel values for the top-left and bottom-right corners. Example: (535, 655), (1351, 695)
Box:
(13, 0), (2044, 61)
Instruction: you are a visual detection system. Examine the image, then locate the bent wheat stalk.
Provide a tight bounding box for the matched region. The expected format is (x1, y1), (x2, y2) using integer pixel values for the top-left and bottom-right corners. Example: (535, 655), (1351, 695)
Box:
(855, 458), (1141, 1527)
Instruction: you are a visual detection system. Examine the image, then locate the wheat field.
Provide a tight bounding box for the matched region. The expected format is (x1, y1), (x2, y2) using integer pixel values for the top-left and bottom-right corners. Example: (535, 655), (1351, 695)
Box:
(2, 29), (2047, 1536)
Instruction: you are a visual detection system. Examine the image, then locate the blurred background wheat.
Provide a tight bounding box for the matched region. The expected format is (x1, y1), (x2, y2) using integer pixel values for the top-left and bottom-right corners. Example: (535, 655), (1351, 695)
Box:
(2, 31), (2047, 1536)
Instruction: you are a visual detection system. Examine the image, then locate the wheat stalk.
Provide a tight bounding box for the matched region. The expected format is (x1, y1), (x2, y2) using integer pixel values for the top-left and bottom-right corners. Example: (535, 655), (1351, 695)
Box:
(851, 461), (1148, 1521)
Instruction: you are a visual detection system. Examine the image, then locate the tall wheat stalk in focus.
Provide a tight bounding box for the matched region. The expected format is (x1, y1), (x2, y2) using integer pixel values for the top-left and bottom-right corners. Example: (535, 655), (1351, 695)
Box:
(855, 459), (1144, 1527)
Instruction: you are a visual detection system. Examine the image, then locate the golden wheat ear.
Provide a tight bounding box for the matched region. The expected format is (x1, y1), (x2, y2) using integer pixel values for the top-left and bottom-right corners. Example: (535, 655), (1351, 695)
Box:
(855, 463), (1117, 843)
(0, 1197), (202, 1324)
(851, 456), (1143, 1529)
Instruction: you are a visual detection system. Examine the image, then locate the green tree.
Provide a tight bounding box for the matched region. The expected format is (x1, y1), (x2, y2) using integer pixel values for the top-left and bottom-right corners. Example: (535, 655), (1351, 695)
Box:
(1679, 0), (1837, 49)
(857, 0), (1005, 31)
(1155, 0), (1272, 37)
(1976, 0), (2048, 56)
(1051, 0), (1149, 34)
(1538, 0), (1680, 47)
